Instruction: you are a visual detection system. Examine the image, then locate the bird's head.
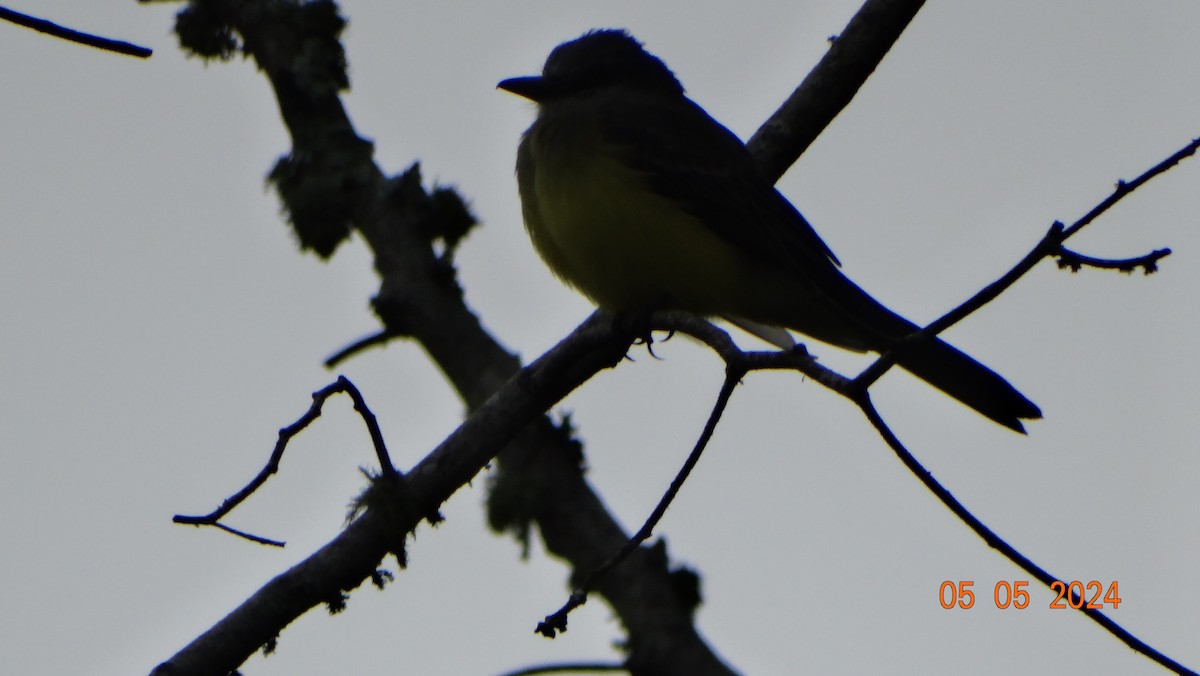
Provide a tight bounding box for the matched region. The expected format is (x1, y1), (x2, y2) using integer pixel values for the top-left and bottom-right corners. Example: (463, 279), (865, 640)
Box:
(498, 30), (684, 103)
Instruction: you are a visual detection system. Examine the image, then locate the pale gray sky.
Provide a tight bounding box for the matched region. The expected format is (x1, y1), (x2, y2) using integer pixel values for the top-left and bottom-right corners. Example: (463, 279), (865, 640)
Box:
(2, 2), (1198, 674)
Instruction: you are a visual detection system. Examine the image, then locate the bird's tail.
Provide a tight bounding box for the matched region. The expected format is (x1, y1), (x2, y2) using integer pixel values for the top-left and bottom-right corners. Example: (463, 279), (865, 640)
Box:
(893, 335), (1041, 433)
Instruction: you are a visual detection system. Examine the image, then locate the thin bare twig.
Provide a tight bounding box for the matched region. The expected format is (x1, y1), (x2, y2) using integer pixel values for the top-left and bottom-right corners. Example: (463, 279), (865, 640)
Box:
(856, 137), (1194, 391)
(1055, 246), (1172, 274)
(325, 329), (396, 368)
(537, 353), (749, 638)
(495, 662), (624, 676)
(173, 376), (396, 546)
(0, 6), (152, 58)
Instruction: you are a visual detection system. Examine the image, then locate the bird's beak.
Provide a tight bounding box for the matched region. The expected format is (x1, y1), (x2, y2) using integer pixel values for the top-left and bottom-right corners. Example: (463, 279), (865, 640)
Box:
(497, 75), (547, 102)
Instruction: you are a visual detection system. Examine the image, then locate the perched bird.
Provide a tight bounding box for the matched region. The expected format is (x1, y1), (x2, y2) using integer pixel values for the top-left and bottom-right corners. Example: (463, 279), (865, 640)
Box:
(498, 29), (1040, 432)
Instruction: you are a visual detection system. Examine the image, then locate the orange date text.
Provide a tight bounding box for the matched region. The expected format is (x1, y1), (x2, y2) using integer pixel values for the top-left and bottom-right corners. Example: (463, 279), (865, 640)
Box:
(939, 580), (1120, 610)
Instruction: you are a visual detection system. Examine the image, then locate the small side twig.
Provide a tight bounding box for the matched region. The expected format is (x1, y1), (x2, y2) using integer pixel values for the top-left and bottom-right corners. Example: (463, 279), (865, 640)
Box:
(173, 375), (396, 546)
(0, 5), (152, 58)
(1063, 140), (1200, 240)
(325, 329), (397, 368)
(495, 661), (625, 676)
(211, 522), (285, 548)
(1055, 246), (1172, 274)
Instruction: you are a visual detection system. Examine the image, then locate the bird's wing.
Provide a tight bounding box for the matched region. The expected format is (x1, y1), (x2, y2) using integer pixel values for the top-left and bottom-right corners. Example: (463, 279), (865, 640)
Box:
(599, 93), (843, 275)
(597, 92), (910, 345)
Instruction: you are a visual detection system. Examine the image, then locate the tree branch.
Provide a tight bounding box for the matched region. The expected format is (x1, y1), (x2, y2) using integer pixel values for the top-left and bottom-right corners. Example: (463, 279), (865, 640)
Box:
(747, 0), (926, 181)
(143, 0), (971, 673)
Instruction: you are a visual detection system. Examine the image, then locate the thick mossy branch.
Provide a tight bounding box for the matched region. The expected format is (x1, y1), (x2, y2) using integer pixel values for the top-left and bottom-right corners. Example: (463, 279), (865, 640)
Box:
(266, 136), (373, 257)
(174, 2), (238, 59)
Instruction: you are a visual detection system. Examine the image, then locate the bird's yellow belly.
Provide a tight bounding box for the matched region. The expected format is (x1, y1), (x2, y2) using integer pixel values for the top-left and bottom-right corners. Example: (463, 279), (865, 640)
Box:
(525, 151), (766, 316)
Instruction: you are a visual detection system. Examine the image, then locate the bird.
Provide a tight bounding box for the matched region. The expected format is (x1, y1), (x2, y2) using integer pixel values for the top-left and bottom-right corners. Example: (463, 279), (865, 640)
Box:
(498, 29), (1040, 432)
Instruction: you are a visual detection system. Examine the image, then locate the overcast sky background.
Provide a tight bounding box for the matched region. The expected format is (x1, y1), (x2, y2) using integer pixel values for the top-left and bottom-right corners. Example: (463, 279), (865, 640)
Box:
(2, 1), (1199, 674)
